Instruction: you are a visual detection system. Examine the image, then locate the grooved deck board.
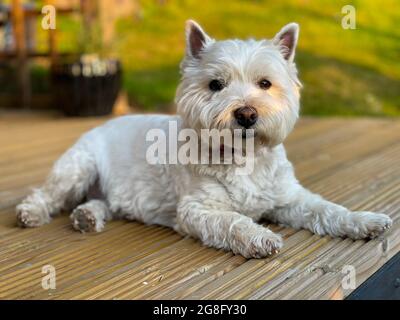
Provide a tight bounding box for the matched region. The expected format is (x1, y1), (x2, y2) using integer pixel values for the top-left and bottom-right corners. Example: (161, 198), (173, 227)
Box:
(0, 113), (399, 300)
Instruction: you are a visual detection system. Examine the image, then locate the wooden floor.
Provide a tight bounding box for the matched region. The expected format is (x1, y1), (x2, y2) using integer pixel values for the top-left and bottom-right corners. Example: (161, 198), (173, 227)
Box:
(0, 112), (399, 300)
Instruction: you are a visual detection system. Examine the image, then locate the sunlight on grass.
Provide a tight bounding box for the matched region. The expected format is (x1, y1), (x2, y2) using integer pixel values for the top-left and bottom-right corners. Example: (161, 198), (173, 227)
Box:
(112, 0), (399, 115)
(4, 0), (399, 115)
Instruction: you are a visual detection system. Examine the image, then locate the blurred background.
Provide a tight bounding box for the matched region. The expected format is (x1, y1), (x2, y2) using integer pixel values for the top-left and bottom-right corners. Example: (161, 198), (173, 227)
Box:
(0, 0), (399, 117)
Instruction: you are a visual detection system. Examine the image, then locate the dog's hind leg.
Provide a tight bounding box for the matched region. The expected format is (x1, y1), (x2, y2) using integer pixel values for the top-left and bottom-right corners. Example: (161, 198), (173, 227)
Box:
(70, 199), (111, 233)
(16, 143), (97, 228)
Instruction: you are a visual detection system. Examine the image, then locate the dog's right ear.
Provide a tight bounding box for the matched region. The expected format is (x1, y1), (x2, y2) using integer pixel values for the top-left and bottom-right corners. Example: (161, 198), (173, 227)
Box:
(185, 20), (212, 59)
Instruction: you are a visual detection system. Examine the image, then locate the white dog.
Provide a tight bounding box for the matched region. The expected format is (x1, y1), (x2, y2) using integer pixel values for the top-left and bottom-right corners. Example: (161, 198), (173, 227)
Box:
(16, 21), (392, 258)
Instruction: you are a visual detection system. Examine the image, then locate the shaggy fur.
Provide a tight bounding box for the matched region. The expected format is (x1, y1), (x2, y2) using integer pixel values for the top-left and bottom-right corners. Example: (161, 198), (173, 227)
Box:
(16, 21), (392, 258)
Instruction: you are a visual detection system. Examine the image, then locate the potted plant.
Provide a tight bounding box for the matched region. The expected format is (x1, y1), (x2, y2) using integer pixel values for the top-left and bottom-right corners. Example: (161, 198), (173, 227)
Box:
(51, 9), (122, 117)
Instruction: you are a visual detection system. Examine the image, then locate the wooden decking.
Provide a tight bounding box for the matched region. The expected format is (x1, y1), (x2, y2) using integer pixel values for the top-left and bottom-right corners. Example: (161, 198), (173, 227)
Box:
(0, 113), (399, 300)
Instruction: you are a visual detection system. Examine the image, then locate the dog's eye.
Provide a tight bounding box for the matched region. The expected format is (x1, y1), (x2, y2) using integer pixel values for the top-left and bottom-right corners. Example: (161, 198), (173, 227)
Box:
(209, 80), (224, 92)
(258, 79), (272, 90)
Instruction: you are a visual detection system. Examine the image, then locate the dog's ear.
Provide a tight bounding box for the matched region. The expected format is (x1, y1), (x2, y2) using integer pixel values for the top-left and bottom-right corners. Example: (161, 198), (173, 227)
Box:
(185, 20), (212, 59)
(273, 23), (299, 62)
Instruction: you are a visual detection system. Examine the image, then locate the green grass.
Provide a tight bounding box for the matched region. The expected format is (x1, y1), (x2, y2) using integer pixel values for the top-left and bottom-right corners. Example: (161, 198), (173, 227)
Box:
(5, 0), (400, 115)
(112, 0), (400, 115)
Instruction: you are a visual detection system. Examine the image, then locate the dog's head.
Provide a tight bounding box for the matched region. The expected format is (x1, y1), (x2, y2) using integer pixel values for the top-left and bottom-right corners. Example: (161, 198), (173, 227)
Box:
(176, 20), (301, 148)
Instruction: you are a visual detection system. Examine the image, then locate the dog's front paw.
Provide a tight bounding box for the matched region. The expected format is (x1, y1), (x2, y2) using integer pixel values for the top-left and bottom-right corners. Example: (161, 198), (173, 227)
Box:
(348, 212), (392, 239)
(233, 229), (283, 259)
(16, 203), (50, 228)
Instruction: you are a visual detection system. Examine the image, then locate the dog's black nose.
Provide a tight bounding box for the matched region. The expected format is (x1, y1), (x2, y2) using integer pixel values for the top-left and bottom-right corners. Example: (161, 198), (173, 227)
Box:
(234, 106), (258, 128)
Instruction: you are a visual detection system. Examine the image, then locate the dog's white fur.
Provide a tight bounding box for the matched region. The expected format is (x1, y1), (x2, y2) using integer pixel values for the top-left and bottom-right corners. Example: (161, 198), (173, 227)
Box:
(16, 21), (392, 258)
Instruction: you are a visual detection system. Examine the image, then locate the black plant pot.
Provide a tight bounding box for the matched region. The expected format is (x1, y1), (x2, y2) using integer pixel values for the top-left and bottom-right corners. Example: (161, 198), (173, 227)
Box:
(51, 58), (122, 117)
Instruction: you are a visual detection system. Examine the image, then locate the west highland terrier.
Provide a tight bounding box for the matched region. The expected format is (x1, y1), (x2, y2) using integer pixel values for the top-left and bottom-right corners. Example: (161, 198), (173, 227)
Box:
(16, 21), (392, 258)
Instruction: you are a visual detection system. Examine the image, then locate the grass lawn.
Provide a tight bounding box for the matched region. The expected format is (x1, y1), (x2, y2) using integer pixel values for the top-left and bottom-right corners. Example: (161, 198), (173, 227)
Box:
(4, 0), (400, 116)
(114, 0), (400, 116)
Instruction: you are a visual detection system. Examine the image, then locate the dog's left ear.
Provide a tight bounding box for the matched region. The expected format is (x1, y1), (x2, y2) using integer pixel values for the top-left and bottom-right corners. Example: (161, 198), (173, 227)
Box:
(185, 20), (212, 59)
(273, 23), (299, 62)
